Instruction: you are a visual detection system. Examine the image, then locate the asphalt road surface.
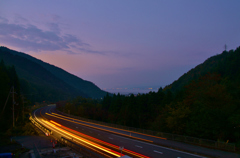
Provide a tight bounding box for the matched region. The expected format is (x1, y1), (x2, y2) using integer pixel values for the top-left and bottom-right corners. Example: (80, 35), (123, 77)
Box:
(32, 105), (239, 158)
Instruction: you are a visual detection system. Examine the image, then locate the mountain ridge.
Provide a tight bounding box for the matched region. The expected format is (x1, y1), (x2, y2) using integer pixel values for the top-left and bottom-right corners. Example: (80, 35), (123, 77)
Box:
(8, 48), (106, 98)
(163, 47), (240, 93)
(0, 46), (107, 101)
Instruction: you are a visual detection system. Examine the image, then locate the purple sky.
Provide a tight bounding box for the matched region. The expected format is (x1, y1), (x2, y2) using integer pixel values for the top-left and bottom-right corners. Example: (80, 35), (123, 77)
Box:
(1, 1), (240, 90)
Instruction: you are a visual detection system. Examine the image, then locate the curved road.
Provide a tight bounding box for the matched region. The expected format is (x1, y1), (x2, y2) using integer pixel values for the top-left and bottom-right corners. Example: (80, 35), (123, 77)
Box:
(32, 105), (239, 158)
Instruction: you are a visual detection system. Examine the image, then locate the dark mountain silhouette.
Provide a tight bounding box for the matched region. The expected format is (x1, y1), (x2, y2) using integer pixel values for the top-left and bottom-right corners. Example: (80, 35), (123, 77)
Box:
(164, 46), (240, 93)
(0, 46), (107, 102)
(58, 46), (240, 143)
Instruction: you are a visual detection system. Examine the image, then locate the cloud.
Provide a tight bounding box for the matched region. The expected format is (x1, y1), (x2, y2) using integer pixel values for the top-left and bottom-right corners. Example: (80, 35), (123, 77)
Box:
(47, 22), (61, 34)
(14, 14), (29, 24)
(0, 16), (98, 54)
(0, 17), (8, 23)
(78, 48), (106, 55)
(48, 14), (61, 22)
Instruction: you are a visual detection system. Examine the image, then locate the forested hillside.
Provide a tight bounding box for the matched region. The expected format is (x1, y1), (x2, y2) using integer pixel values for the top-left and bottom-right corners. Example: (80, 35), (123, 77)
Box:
(9, 48), (107, 98)
(164, 47), (240, 93)
(0, 47), (107, 102)
(57, 46), (240, 144)
(0, 60), (23, 132)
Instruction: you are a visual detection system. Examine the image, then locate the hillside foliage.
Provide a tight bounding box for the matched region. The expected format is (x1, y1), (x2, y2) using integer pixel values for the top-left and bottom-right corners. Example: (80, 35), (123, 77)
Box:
(57, 46), (240, 143)
(0, 47), (107, 102)
(0, 60), (25, 132)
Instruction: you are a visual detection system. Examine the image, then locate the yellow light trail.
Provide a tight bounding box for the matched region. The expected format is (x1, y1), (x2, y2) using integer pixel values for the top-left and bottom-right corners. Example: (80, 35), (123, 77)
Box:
(50, 120), (62, 126)
(44, 120), (121, 157)
(32, 113), (113, 157)
(49, 120), (149, 158)
(33, 116), (121, 157)
(52, 112), (166, 140)
(47, 113), (153, 143)
(42, 120), (112, 157)
(36, 107), (149, 158)
(45, 113), (150, 158)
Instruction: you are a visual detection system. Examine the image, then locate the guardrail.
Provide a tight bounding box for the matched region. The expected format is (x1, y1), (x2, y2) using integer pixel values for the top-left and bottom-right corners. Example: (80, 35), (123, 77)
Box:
(29, 115), (51, 136)
(29, 113), (104, 158)
(57, 110), (236, 152)
(60, 137), (104, 158)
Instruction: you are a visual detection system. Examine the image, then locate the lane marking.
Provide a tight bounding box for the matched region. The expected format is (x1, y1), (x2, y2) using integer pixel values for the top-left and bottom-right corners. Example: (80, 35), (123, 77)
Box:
(55, 111), (166, 140)
(76, 127), (78, 128)
(49, 112), (153, 143)
(135, 145), (143, 148)
(153, 150), (163, 154)
(113, 135), (206, 158)
(38, 108), (148, 158)
(109, 137), (113, 140)
(48, 111), (204, 158)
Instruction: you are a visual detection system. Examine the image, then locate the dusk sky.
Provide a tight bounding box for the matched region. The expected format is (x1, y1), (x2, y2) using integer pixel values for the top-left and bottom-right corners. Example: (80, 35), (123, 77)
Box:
(1, 1), (240, 91)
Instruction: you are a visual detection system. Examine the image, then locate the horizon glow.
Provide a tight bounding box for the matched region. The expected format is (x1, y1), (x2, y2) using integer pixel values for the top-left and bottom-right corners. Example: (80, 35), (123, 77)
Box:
(0, 1), (240, 90)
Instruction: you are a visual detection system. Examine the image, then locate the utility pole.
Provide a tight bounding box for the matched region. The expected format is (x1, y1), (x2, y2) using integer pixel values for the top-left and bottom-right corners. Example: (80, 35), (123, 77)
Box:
(1, 87), (12, 115)
(12, 86), (15, 128)
(2, 86), (17, 128)
(22, 95), (24, 121)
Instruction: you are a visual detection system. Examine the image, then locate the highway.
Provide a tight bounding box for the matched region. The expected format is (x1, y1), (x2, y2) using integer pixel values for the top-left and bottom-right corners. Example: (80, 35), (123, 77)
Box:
(31, 105), (210, 158)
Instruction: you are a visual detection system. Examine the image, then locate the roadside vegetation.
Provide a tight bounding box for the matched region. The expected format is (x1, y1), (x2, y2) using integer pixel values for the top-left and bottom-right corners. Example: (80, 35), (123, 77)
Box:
(0, 60), (37, 136)
(57, 46), (240, 147)
(0, 60), (41, 156)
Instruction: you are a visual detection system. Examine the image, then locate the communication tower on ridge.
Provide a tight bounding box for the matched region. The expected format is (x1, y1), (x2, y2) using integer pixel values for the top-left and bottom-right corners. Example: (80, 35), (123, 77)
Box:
(224, 44), (227, 51)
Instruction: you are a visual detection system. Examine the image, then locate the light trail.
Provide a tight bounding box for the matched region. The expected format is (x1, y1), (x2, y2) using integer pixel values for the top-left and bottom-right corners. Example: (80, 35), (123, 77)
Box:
(33, 112), (122, 157)
(52, 112), (166, 140)
(45, 113), (150, 158)
(49, 119), (150, 158)
(43, 120), (122, 157)
(50, 120), (62, 126)
(47, 112), (153, 143)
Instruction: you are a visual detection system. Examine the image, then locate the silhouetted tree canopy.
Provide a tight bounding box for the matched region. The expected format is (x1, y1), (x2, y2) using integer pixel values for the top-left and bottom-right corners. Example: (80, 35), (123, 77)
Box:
(57, 46), (240, 144)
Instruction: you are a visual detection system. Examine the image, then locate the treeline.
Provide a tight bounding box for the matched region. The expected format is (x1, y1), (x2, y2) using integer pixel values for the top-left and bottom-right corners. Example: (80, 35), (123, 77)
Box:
(0, 46), (107, 102)
(57, 77), (239, 143)
(57, 98), (103, 121)
(0, 60), (28, 132)
(57, 46), (240, 143)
